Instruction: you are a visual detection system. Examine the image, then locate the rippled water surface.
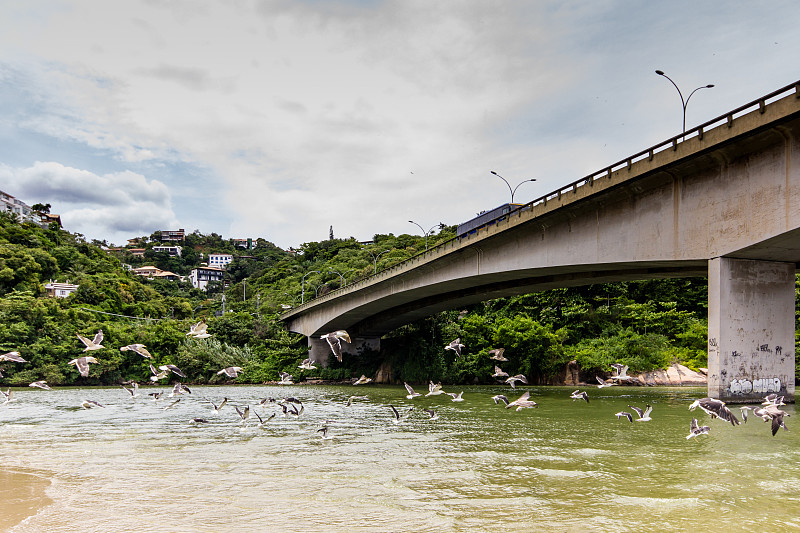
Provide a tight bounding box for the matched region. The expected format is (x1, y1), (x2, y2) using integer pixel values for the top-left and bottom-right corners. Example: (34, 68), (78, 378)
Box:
(1, 384), (798, 532)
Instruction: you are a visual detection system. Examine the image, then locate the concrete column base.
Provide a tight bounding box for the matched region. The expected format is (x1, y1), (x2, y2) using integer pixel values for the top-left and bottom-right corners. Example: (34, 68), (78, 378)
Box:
(307, 335), (381, 367)
(708, 257), (795, 403)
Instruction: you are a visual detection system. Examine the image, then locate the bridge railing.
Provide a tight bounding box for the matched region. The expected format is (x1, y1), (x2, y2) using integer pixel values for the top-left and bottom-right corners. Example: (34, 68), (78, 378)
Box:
(286, 79), (800, 314)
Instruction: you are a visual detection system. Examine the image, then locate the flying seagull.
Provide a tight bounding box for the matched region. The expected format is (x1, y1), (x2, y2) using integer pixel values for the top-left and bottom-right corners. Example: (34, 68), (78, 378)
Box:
(149, 364), (168, 382)
(425, 381), (446, 397)
(76, 330), (104, 351)
(444, 338), (465, 357)
(217, 366), (243, 378)
(570, 390), (589, 403)
(68, 356), (98, 377)
(81, 399), (105, 409)
(423, 408), (439, 420)
(121, 382), (139, 398)
(689, 397), (740, 426)
(186, 320), (207, 337)
(615, 411), (633, 423)
(160, 364), (187, 378)
(211, 397), (228, 415)
(404, 382), (421, 399)
(353, 374), (373, 385)
(686, 418), (710, 439)
(120, 344), (152, 359)
(505, 374), (528, 389)
(235, 405), (250, 424)
(29, 380), (51, 390)
(596, 376), (616, 389)
(0, 351), (26, 363)
(298, 358), (317, 370)
(278, 372), (294, 385)
(446, 391), (464, 402)
(488, 348), (507, 362)
(753, 405), (790, 436)
(389, 404), (413, 424)
(169, 383), (192, 397)
(1, 388), (15, 405)
(629, 404), (652, 422)
(505, 391), (537, 411)
(491, 394), (509, 406)
(492, 366), (509, 379)
(345, 395), (368, 407)
(255, 411), (276, 428)
(321, 330), (351, 362)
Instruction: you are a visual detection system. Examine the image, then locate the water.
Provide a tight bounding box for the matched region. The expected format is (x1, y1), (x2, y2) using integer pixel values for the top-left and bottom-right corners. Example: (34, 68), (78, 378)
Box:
(1, 384), (798, 532)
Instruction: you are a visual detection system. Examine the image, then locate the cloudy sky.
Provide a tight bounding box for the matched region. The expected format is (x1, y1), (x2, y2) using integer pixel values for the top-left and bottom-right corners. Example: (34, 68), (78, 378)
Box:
(1, 1), (798, 248)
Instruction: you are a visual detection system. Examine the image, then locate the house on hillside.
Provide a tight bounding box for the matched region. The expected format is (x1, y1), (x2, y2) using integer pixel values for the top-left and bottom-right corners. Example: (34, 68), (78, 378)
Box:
(39, 213), (62, 228)
(207, 253), (233, 269)
(131, 266), (180, 281)
(44, 281), (79, 298)
(152, 245), (182, 257)
(128, 248), (146, 257)
(160, 229), (185, 242)
(0, 190), (34, 220)
(190, 266), (224, 291)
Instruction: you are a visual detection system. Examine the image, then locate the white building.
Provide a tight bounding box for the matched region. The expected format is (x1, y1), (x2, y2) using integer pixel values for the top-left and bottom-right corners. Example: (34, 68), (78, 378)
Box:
(1, 190), (34, 220)
(190, 266), (225, 291)
(207, 253), (234, 269)
(44, 281), (79, 298)
(152, 245), (182, 257)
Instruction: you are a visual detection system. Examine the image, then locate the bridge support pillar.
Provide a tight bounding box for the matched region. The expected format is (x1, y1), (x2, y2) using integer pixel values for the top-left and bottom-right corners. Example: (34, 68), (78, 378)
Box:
(708, 257), (795, 403)
(307, 336), (381, 367)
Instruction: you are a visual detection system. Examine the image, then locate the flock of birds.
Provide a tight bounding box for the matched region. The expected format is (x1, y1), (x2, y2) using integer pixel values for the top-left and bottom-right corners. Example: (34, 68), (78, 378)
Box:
(0, 329), (793, 441)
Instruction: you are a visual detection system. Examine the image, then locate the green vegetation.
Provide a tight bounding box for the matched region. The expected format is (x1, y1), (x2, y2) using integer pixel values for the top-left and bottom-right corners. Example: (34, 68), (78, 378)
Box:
(0, 210), (798, 387)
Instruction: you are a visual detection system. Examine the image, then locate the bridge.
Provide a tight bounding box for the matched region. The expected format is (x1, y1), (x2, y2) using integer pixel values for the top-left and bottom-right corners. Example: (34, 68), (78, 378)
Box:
(282, 80), (800, 402)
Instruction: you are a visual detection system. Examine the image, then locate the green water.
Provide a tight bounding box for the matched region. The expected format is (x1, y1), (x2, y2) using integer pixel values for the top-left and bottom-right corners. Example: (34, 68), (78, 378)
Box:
(1, 384), (797, 532)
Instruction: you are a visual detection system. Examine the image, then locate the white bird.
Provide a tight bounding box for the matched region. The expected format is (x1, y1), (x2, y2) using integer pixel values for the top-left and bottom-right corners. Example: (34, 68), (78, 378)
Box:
(570, 390), (589, 403)
(492, 366), (508, 379)
(629, 404), (652, 422)
(740, 406), (752, 423)
(298, 358), (317, 370)
(505, 374), (528, 389)
(169, 383), (191, 397)
(596, 376), (616, 388)
(753, 405), (790, 436)
(81, 399), (105, 409)
(1, 388), (16, 405)
(211, 397), (228, 415)
(321, 330), (351, 362)
(149, 364), (168, 382)
(491, 394), (509, 406)
(68, 356), (98, 377)
(423, 408), (439, 420)
(216, 366), (243, 378)
(76, 330), (104, 351)
(762, 394), (786, 407)
(444, 338), (465, 357)
(186, 320), (207, 337)
(615, 411), (633, 423)
(119, 344), (152, 359)
(255, 411), (275, 428)
(686, 418), (710, 439)
(353, 374), (373, 385)
(404, 382), (421, 399)
(488, 348), (507, 362)
(159, 364), (187, 378)
(505, 391), (537, 411)
(425, 381), (446, 397)
(610, 363), (631, 382)
(389, 404), (413, 423)
(0, 351), (26, 363)
(345, 395), (368, 407)
(689, 397), (740, 426)
(29, 380), (51, 390)
(278, 372), (294, 385)
(162, 398), (180, 410)
(235, 405), (250, 424)
(121, 382), (139, 398)
(446, 391), (464, 402)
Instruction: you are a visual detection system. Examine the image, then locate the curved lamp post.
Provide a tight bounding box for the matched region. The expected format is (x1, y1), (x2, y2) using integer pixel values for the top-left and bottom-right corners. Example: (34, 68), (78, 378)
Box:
(655, 70), (714, 137)
(329, 268), (356, 287)
(490, 171), (536, 204)
(367, 249), (390, 273)
(301, 270), (321, 304)
(314, 282), (330, 297)
(408, 220), (438, 250)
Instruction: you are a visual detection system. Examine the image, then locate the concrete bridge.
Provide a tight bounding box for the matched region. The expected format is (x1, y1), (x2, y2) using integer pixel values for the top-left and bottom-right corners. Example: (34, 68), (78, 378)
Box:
(282, 80), (800, 402)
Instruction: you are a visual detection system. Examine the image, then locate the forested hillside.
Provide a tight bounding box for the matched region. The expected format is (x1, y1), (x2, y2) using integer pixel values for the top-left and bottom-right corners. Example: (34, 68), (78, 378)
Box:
(1, 211), (797, 387)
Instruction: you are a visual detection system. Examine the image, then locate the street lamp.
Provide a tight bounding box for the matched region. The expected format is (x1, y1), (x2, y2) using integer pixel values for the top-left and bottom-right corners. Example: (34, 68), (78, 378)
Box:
(655, 70), (714, 137)
(490, 171), (536, 204)
(329, 268), (356, 287)
(314, 282), (330, 297)
(367, 249), (390, 273)
(301, 270), (321, 304)
(408, 220), (438, 250)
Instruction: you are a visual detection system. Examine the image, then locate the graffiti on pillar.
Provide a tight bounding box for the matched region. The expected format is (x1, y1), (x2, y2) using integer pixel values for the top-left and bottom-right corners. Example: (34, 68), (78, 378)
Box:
(759, 344), (772, 353)
(775, 346), (782, 356)
(708, 338), (718, 349)
(728, 377), (781, 395)
(730, 350), (741, 358)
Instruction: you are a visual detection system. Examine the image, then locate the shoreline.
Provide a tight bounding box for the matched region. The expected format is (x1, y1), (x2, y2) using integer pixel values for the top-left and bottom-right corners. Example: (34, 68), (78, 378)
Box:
(0, 468), (53, 531)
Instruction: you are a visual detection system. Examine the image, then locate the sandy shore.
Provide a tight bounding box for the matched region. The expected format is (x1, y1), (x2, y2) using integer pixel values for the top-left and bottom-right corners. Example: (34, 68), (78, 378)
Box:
(0, 468), (53, 531)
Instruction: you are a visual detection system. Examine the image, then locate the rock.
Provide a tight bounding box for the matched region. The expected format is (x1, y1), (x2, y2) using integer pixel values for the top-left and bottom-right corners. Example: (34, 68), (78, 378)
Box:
(564, 360), (580, 386)
(374, 360), (392, 384)
(635, 364), (707, 386)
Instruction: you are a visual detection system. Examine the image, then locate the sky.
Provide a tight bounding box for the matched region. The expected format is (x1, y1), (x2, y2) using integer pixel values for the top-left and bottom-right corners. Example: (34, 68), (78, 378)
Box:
(1, 1), (798, 249)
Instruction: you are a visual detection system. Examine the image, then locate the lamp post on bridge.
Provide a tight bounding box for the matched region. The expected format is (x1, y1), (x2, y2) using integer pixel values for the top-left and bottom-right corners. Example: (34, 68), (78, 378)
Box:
(367, 249), (390, 274)
(490, 171), (536, 204)
(655, 70), (714, 138)
(301, 270), (321, 304)
(329, 268), (356, 287)
(408, 221), (438, 251)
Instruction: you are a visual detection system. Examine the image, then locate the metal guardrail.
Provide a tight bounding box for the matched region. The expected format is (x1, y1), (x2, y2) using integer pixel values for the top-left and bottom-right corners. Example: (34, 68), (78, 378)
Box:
(286, 79), (800, 315)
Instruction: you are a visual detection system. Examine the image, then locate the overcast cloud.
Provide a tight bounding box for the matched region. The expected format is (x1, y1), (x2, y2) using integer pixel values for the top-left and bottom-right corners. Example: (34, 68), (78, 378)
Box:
(0, 1), (798, 247)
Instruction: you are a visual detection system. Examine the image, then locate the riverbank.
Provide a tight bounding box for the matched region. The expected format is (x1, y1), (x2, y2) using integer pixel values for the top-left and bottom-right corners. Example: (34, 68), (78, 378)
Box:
(0, 468), (52, 531)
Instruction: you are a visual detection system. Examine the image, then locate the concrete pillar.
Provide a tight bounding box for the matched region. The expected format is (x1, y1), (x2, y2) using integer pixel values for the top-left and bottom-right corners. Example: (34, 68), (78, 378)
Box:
(708, 257), (795, 403)
(307, 335), (381, 367)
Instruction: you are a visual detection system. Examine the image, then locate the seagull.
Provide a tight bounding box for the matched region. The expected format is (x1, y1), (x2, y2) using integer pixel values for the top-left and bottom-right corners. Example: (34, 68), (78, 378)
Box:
(492, 366), (509, 379)
(353, 374), (373, 385)
(596, 376), (616, 388)
(686, 418), (710, 439)
(629, 404), (652, 422)
(505, 391), (537, 411)
(753, 405), (790, 436)
(159, 364), (187, 378)
(81, 399), (105, 409)
(425, 381), (446, 397)
(298, 358), (317, 370)
(191, 418), (209, 424)
(740, 406), (752, 423)
(610, 363), (631, 382)
(570, 390), (589, 403)
(278, 372), (294, 385)
(1, 388), (16, 405)
(68, 356), (98, 377)
(505, 374), (528, 389)
(121, 382), (139, 398)
(689, 397), (740, 426)
(186, 320), (207, 337)
(255, 411), (275, 428)
(321, 330), (351, 362)
(446, 391), (464, 402)
(317, 425), (332, 439)
(211, 397), (228, 415)
(216, 366), (243, 378)
(169, 383), (191, 397)
(0, 351), (26, 363)
(389, 404), (413, 423)
(192, 331), (212, 339)
(29, 380), (51, 390)
(491, 394), (509, 406)
(762, 394), (786, 407)
(76, 330), (104, 351)
(162, 399), (181, 410)
(404, 382), (421, 399)
(119, 344), (152, 359)
(148, 392), (162, 402)
(345, 395), (368, 407)
(615, 411), (633, 423)
(444, 338), (465, 357)
(149, 364), (168, 382)
(488, 348), (507, 362)
(423, 408), (439, 420)
(235, 405), (250, 424)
